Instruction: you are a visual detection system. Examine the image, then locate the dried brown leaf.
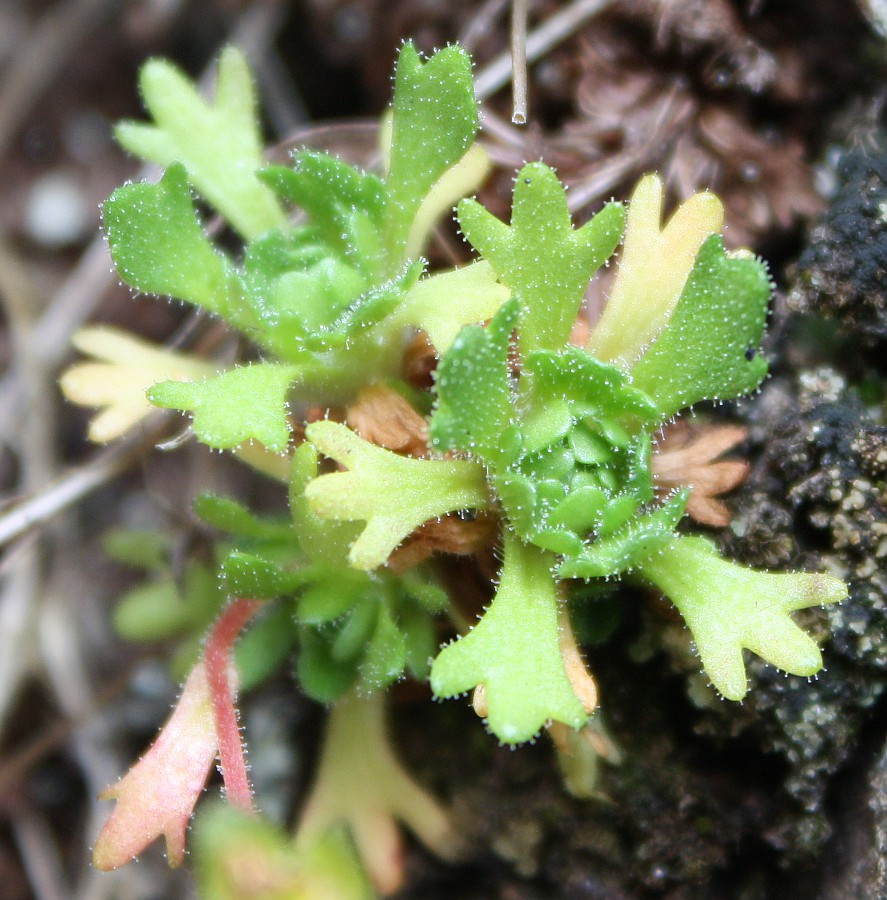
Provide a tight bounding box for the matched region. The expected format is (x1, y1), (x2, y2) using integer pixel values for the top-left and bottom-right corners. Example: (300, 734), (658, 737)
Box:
(402, 330), (438, 390)
(388, 513), (497, 573)
(346, 384), (429, 458)
(653, 423), (750, 527)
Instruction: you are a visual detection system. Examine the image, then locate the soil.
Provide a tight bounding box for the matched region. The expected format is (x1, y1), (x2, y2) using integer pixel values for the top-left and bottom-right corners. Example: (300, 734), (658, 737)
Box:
(2, 1), (887, 898)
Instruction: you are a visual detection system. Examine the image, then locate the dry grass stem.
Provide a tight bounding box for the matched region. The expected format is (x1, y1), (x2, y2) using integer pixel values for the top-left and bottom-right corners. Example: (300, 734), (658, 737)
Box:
(474, 0), (612, 101)
(388, 514), (497, 572)
(511, 0), (529, 124)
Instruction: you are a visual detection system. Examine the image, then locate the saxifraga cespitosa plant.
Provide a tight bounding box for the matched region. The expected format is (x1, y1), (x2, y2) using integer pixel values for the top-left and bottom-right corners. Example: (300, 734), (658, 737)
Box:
(60, 42), (847, 897)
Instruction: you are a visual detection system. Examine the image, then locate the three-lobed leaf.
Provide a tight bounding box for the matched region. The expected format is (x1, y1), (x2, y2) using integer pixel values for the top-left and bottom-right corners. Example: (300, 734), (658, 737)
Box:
(458, 162), (624, 355)
(116, 46), (286, 240)
(304, 421), (489, 570)
(148, 363), (301, 451)
(634, 535), (847, 700)
(430, 533), (588, 743)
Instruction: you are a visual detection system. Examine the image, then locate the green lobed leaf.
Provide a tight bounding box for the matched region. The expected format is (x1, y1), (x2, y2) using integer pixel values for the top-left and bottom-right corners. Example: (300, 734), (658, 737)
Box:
(360, 602), (408, 691)
(103, 164), (240, 320)
(430, 533), (588, 743)
(634, 535), (847, 700)
(262, 152), (386, 223)
(630, 236), (771, 418)
(289, 443), (361, 567)
(430, 297), (520, 466)
(457, 163), (624, 354)
(116, 46), (286, 240)
(260, 152), (387, 275)
(384, 43), (478, 263)
(148, 363), (301, 451)
(305, 420), (489, 570)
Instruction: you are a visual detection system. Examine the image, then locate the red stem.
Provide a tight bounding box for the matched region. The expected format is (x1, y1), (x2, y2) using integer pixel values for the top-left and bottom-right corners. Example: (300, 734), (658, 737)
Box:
(204, 598), (263, 812)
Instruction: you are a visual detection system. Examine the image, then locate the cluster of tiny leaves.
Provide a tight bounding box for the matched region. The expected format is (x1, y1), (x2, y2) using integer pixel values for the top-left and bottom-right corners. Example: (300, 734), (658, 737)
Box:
(101, 41), (846, 752)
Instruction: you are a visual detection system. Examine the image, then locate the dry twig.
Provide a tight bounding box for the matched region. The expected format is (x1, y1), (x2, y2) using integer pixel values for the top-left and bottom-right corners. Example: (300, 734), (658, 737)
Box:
(474, 0), (612, 101)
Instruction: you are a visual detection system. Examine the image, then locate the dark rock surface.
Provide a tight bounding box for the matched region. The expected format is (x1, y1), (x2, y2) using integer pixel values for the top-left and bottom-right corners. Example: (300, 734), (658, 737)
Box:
(790, 133), (887, 341)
